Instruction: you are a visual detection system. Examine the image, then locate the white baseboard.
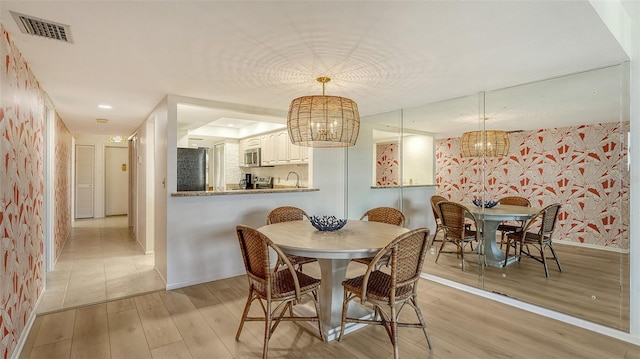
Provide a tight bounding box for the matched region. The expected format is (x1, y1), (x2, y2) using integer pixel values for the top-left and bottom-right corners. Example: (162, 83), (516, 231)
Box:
(421, 273), (640, 346)
(11, 288), (45, 359)
(165, 268), (245, 291)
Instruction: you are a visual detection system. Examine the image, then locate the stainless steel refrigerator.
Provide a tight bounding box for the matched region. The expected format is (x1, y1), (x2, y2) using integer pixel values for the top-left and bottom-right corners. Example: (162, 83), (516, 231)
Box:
(177, 147), (207, 191)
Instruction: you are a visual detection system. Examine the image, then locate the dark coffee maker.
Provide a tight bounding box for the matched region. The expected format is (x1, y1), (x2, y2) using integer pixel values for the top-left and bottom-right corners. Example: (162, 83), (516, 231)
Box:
(245, 173), (252, 189)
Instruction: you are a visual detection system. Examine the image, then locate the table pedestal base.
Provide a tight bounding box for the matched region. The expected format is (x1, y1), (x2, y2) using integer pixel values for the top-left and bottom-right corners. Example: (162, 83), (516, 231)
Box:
(482, 220), (517, 268)
(315, 258), (373, 341)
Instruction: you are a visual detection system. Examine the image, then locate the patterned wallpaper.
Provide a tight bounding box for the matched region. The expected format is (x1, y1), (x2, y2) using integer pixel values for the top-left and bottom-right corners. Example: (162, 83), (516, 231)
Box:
(435, 122), (630, 249)
(376, 142), (399, 186)
(1, 27), (45, 358)
(55, 114), (72, 258)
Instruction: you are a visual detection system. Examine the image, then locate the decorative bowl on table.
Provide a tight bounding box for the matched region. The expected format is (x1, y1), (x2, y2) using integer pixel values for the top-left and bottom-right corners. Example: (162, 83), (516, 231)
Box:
(310, 215), (347, 231)
(472, 198), (499, 208)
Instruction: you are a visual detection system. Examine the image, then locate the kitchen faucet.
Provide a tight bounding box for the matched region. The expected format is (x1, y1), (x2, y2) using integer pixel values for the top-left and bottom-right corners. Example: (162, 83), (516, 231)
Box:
(286, 171), (300, 188)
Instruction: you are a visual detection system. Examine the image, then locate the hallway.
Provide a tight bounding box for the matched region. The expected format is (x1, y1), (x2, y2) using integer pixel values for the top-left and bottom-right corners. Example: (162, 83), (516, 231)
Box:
(37, 216), (164, 314)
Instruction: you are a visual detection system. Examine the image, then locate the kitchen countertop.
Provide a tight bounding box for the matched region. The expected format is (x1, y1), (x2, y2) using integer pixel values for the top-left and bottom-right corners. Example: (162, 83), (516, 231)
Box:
(171, 187), (319, 197)
(371, 184), (438, 189)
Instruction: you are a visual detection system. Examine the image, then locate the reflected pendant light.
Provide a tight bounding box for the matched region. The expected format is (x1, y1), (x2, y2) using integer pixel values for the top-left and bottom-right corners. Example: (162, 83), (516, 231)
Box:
(287, 77), (360, 147)
(460, 130), (510, 157)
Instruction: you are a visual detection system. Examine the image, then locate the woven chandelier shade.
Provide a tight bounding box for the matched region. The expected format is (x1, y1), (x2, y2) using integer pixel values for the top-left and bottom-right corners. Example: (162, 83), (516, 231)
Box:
(460, 130), (510, 157)
(287, 77), (360, 147)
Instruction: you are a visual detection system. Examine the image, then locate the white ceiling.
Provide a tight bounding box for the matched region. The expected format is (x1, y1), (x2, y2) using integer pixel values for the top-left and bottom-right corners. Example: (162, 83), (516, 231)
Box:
(0, 1), (628, 139)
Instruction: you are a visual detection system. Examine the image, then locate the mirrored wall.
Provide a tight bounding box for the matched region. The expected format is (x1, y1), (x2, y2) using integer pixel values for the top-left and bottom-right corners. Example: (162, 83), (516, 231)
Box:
(347, 62), (630, 331)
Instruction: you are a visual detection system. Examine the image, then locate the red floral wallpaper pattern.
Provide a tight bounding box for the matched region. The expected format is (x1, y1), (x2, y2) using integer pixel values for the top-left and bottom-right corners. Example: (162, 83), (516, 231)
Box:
(55, 114), (72, 258)
(435, 122), (630, 249)
(0, 27), (45, 359)
(376, 142), (399, 186)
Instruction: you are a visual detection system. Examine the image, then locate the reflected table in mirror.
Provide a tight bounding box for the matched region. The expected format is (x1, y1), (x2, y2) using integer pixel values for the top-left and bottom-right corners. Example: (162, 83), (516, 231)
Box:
(258, 219), (409, 341)
(464, 203), (540, 267)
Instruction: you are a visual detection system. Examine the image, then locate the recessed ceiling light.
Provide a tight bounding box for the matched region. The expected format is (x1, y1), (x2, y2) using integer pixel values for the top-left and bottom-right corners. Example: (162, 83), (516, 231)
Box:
(98, 104), (112, 109)
(96, 118), (109, 124)
(227, 124), (235, 127)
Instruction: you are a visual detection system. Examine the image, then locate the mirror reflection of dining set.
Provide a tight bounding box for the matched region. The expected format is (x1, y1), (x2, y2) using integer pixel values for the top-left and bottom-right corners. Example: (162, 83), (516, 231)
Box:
(235, 206), (432, 358)
(430, 195), (563, 278)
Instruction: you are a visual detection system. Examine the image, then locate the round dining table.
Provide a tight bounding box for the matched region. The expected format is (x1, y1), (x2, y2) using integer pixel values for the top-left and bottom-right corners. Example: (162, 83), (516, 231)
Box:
(257, 219), (409, 341)
(464, 203), (540, 267)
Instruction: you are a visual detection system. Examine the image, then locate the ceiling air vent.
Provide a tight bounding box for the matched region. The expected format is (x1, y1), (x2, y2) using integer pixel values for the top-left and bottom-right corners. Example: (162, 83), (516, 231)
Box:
(10, 11), (73, 43)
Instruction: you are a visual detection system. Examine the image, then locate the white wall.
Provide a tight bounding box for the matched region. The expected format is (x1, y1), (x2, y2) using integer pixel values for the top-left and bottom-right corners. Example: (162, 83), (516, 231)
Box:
(74, 134), (128, 219)
(152, 97), (169, 284)
(132, 114), (156, 254)
(166, 192), (325, 288)
(347, 113), (437, 230)
(403, 134), (434, 186)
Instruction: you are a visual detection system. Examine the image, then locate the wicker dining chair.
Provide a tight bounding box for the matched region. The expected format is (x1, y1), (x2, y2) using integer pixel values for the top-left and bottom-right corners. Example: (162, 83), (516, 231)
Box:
(352, 207), (406, 268)
(429, 195), (447, 246)
(338, 227), (432, 358)
(504, 203), (563, 277)
(496, 196), (532, 248)
(436, 201), (481, 271)
(267, 206), (317, 272)
(235, 225), (324, 358)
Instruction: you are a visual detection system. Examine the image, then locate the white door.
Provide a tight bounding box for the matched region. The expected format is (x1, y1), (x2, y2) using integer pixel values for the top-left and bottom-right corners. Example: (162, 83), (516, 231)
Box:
(105, 146), (129, 216)
(75, 145), (94, 218)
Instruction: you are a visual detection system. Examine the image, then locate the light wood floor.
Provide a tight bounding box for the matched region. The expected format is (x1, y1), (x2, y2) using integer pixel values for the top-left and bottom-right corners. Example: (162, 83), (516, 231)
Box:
(20, 269), (640, 359)
(23, 219), (639, 358)
(425, 233), (630, 330)
(38, 216), (165, 314)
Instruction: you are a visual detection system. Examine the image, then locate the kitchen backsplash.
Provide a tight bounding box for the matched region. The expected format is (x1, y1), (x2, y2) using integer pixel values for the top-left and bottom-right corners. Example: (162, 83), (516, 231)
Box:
(236, 164), (309, 188)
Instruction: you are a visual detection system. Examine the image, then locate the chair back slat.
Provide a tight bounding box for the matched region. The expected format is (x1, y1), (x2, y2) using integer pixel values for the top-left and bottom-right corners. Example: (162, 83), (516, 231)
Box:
(540, 203), (561, 236)
(520, 203), (561, 240)
(430, 195), (447, 222)
(360, 207), (405, 227)
(498, 196), (531, 207)
(236, 225), (270, 280)
(438, 201), (476, 239)
(360, 228), (430, 303)
(391, 229), (430, 284)
(267, 206), (309, 224)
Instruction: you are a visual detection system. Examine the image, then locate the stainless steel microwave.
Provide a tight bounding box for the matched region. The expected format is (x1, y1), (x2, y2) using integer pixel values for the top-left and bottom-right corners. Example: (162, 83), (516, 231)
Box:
(244, 148), (261, 167)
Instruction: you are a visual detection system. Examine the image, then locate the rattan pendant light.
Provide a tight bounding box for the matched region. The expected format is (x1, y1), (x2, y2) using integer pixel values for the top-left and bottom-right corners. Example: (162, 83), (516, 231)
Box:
(287, 77), (360, 147)
(460, 130), (510, 157)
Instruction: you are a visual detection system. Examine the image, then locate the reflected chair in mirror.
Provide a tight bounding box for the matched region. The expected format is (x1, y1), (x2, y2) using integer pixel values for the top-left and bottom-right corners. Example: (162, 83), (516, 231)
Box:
(338, 227), (432, 358)
(235, 225), (324, 358)
(497, 196), (532, 248)
(436, 201), (481, 271)
(267, 206), (317, 272)
(352, 207), (406, 268)
(429, 195), (447, 246)
(504, 203), (563, 277)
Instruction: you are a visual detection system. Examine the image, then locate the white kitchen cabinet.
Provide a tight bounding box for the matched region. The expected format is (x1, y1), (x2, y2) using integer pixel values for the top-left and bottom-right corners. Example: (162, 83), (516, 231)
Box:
(239, 136), (260, 155)
(239, 136), (261, 166)
(289, 139), (302, 163)
(239, 129), (309, 166)
(290, 140), (309, 163)
(275, 131), (290, 164)
(261, 133), (276, 165)
(247, 137), (261, 148)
